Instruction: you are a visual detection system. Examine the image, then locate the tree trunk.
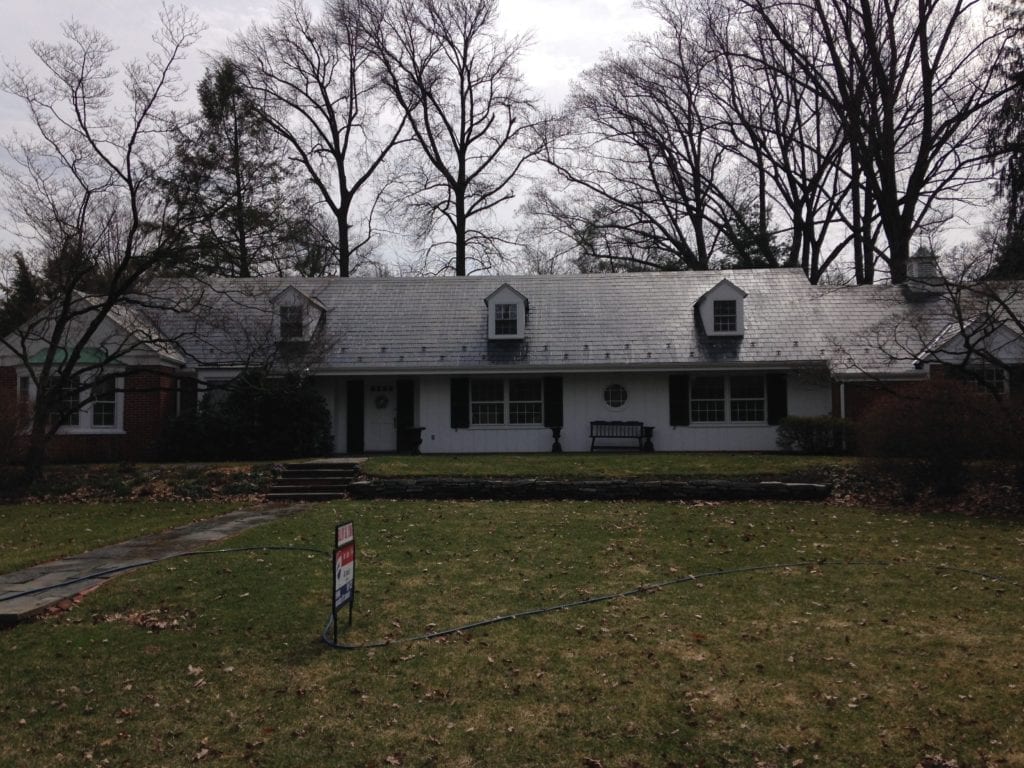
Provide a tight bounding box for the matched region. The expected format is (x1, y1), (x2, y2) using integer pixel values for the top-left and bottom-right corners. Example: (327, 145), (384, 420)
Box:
(337, 211), (351, 278)
(455, 190), (467, 276)
(21, 407), (51, 484)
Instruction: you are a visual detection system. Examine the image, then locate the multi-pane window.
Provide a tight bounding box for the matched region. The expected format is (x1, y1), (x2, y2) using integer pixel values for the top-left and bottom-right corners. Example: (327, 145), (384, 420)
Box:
(280, 305), (304, 339)
(691, 376), (726, 422)
(471, 379), (505, 425)
(713, 300), (737, 332)
(508, 379), (543, 424)
(975, 366), (1009, 395)
(91, 377), (116, 428)
(470, 378), (543, 425)
(603, 383), (628, 408)
(691, 375), (766, 423)
(729, 375), (766, 421)
(59, 375), (81, 426)
(24, 372), (123, 431)
(494, 303), (518, 335)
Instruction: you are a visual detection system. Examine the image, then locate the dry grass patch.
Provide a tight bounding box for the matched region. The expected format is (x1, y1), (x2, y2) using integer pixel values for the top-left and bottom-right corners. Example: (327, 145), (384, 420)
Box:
(1, 499), (1022, 767)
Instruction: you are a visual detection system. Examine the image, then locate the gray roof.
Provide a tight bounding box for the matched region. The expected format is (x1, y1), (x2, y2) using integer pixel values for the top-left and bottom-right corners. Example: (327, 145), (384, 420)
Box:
(147, 269), (831, 373)
(813, 280), (1024, 378)
(142, 269), (1024, 377)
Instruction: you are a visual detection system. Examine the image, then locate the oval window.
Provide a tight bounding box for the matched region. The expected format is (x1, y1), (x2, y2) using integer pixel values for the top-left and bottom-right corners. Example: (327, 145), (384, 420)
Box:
(603, 384), (628, 408)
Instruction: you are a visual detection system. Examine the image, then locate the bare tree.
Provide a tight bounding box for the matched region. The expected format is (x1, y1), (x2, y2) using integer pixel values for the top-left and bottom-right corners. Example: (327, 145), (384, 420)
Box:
(233, 0), (406, 277)
(366, 0), (541, 275)
(535, 1), (781, 273)
(738, 0), (1009, 283)
(0, 6), (203, 478)
(708, 0), (856, 282)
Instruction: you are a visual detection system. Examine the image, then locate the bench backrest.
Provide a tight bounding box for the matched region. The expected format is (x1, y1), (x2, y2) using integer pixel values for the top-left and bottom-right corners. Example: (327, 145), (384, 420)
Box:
(590, 420), (644, 437)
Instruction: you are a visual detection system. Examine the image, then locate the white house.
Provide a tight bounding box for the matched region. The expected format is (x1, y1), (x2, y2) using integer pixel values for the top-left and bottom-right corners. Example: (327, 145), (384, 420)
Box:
(3, 265), (1021, 461)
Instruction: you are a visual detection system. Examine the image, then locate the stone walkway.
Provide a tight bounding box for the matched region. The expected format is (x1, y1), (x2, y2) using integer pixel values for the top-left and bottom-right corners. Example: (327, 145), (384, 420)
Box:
(0, 503), (306, 626)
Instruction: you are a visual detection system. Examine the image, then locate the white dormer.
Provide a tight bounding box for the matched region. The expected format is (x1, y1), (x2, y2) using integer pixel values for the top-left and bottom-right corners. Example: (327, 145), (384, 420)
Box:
(484, 284), (528, 340)
(271, 286), (326, 342)
(696, 279), (747, 337)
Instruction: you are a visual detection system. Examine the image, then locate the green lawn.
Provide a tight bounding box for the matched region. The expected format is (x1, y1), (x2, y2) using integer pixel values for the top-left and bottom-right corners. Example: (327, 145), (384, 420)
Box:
(362, 451), (852, 479)
(0, 502), (240, 573)
(2, 498), (1022, 766)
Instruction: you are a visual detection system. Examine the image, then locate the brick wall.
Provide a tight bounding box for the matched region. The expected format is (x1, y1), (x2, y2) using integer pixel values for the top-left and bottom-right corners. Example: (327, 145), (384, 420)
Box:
(0, 366), (14, 398)
(2, 365), (188, 464)
(836, 364), (1023, 423)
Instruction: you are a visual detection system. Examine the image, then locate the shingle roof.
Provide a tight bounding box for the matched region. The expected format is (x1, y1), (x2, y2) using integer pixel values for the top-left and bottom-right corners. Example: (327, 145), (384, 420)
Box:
(148, 269), (833, 373)
(813, 280), (1024, 378)
(142, 269), (1024, 377)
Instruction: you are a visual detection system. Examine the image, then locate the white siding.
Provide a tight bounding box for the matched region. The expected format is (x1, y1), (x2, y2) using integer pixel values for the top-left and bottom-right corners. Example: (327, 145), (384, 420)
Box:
(406, 370), (833, 454)
(417, 376), (552, 453)
(787, 370), (833, 417)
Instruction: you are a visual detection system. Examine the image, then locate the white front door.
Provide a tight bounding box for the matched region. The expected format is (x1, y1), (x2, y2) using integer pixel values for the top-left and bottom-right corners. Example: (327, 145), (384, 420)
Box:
(364, 381), (397, 452)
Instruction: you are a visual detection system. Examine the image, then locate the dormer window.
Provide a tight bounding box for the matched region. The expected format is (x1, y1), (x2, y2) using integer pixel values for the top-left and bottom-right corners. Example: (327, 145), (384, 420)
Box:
(485, 284), (528, 340)
(696, 279), (747, 337)
(494, 303), (518, 335)
(713, 300), (737, 333)
(271, 285), (326, 343)
(280, 305), (304, 339)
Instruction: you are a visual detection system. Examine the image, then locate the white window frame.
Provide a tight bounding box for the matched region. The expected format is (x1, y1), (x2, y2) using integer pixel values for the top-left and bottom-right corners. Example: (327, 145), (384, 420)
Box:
(690, 374), (766, 424)
(713, 300), (737, 333)
(485, 285), (527, 340)
(493, 303), (518, 336)
(470, 378), (543, 427)
(279, 304), (305, 340)
(970, 365), (1009, 395)
(697, 280), (746, 337)
(90, 376), (117, 428)
(18, 369), (125, 434)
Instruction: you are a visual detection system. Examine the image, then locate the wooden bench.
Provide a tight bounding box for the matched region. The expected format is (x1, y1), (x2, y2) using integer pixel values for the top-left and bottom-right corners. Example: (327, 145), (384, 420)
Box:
(590, 420), (654, 452)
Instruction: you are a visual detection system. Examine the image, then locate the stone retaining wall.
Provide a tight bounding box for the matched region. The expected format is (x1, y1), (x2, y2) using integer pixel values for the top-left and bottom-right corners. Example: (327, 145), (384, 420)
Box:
(348, 478), (831, 501)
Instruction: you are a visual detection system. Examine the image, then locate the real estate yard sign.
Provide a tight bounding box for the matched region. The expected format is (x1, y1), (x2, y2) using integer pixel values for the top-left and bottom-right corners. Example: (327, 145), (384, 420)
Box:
(333, 522), (355, 643)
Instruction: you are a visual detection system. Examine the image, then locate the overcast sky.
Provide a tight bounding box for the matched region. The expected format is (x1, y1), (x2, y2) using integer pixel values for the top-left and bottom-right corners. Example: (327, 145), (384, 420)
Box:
(0, 0), (660, 256)
(0, 0), (657, 134)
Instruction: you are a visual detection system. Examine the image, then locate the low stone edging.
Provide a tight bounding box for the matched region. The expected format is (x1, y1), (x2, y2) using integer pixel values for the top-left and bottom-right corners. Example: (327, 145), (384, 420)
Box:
(347, 478), (831, 501)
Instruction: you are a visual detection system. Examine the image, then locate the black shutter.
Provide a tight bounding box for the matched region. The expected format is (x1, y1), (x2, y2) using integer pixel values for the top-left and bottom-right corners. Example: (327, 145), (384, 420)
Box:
(766, 373), (788, 425)
(543, 376), (563, 428)
(396, 379), (415, 429)
(669, 374), (690, 426)
(346, 379), (364, 453)
(450, 378), (470, 429)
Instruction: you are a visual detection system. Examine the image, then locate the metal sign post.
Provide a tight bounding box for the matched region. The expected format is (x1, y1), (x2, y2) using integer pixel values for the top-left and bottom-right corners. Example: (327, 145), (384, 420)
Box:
(332, 521), (355, 645)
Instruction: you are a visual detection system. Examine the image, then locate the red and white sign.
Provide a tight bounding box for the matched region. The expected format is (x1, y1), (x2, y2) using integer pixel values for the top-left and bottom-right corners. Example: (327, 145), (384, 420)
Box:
(334, 522), (355, 611)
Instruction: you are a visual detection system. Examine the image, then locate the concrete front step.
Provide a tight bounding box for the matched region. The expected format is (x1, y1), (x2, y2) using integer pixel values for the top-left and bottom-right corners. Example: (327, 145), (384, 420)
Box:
(272, 481), (356, 487)
(265, 460), (363, 500)
(271, 472), (357, 482)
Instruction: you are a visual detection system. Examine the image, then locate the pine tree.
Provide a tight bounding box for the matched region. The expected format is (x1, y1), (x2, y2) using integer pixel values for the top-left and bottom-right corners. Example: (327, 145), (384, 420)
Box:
(989, 0), (1024, 278)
